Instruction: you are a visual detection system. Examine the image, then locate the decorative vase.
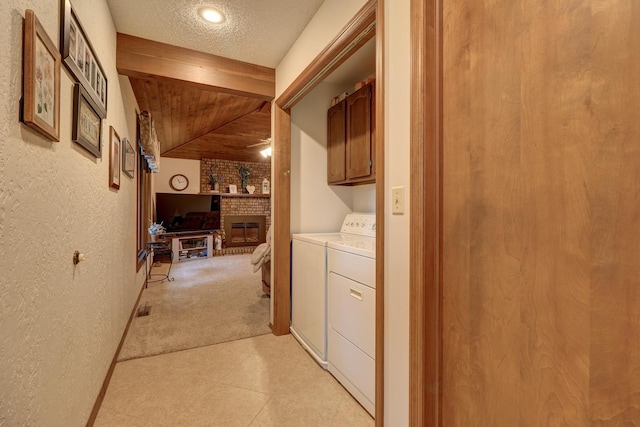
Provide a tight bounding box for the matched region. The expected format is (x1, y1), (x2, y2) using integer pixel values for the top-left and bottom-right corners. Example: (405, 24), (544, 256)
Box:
(150, 234), (156, 242)
(241, 177), (248, 193)
(214, 182), (220, 192)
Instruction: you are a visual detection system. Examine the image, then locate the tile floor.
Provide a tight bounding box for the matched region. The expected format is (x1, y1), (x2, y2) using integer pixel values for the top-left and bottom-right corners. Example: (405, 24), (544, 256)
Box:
(95, 333), (374, 426)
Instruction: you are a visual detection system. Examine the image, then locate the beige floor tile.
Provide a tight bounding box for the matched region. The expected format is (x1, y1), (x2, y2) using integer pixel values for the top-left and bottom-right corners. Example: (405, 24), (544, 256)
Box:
(248, 395), (340, 427)
(96, 333), (366, 426)
(99, 344), (250, 422)
(94, 407), (149, 427)
(329, 395), (375, 427)
(219, 351), (344, 403)
(174, 384), (271, 426)
(215, 333), (311, 365)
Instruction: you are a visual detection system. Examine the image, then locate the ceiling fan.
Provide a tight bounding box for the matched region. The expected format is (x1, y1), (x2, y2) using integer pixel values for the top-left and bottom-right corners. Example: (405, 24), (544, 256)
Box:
(247, 137), (272, 157)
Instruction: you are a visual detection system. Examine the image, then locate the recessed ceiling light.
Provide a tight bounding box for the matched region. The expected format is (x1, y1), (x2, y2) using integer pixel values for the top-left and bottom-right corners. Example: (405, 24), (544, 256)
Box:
(199, 8), (225, 24)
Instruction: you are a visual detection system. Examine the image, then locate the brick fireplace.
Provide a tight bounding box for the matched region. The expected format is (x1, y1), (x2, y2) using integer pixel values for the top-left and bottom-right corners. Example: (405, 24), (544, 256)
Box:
(224, 215), (267, 248)
(200, 159), (271, 253)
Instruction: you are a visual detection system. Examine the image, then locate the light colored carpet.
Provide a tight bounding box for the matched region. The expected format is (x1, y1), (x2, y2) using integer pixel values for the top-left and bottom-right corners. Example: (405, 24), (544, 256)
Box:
(118, 254), (270, 361)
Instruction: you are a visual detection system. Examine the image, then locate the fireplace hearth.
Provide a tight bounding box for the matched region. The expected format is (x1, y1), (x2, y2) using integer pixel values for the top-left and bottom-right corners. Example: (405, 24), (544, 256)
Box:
(224, 215), (266, 248)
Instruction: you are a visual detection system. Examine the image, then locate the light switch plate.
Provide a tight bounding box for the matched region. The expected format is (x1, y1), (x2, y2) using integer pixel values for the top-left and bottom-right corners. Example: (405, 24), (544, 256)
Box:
(392, 186), (404, 214)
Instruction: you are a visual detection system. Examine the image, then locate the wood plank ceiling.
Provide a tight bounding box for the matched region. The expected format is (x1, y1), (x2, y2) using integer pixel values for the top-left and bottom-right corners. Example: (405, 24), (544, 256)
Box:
(117, 34), (274, 163)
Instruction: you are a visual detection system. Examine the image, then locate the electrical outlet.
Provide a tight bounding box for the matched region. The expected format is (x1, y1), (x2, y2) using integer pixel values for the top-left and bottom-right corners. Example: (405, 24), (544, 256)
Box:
(392, 186), (404, 214)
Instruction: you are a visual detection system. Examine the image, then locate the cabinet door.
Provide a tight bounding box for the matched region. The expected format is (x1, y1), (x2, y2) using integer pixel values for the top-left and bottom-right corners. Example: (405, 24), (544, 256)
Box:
(346, 84), (372, 180)
(327, 100), (346, 183)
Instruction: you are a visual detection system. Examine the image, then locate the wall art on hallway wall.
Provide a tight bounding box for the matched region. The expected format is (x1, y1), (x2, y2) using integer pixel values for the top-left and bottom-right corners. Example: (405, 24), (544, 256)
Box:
(109, 126), (121, 190)
(60, 0), (107, 118)
(22, 9), (61, 141)
(72, 83), (102, 157)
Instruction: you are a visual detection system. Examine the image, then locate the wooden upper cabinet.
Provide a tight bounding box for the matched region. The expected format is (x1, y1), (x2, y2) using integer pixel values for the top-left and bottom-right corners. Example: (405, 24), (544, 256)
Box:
(327, 100), (346, 184)
(327, 80), (375, 185)
(346, 83), (373, 180)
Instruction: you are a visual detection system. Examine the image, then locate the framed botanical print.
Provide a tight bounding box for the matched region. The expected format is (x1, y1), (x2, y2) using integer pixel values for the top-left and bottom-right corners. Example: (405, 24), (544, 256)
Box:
(72, 83), (101, 157)
(22, 9), (61, 141)
(109, 126), (121, 190)
(60, 0), (107, 118)
(122, 137), (135, 178)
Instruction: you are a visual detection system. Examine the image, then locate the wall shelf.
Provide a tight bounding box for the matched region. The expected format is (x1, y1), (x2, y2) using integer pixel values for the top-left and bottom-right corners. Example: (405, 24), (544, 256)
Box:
(199, 192), (270, 198)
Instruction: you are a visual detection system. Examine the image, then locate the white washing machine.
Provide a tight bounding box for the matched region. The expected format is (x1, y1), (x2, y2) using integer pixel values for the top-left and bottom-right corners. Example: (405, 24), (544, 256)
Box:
(327, 222), (376, 416)
(290, 213), (376, 369)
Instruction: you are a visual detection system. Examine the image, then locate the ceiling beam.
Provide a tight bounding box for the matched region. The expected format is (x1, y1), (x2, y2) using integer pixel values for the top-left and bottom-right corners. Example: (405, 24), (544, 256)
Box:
(116, 33), (275, 101)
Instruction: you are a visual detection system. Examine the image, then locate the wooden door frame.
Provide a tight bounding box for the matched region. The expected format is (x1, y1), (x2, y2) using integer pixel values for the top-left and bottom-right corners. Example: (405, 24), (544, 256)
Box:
(409, 0), (443, 425)
(272, 0), (385, 423)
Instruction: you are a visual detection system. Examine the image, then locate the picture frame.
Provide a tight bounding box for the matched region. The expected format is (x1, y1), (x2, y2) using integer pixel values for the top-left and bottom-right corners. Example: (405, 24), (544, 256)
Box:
(122, 137), (135, 178)
(60, 0), (107, 118)
(228, 184), (238, 194)
(109, 126), (121, 190)
(72, 83), (101, 157)
(22, 9), (61, 141)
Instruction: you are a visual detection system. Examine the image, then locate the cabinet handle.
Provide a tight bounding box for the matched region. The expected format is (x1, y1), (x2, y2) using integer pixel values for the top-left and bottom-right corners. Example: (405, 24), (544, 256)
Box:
(350, 287), (363, 301)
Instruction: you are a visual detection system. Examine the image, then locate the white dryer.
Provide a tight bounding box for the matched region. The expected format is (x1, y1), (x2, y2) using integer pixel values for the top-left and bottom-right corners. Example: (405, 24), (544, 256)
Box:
(327, 219), (376, 416)
(290, 214), (376, 369)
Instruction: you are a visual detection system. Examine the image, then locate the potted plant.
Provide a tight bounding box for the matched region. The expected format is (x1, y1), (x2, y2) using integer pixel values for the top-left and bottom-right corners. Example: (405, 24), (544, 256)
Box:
(208, 167), (224, 192)
(238, 165), (252, 193)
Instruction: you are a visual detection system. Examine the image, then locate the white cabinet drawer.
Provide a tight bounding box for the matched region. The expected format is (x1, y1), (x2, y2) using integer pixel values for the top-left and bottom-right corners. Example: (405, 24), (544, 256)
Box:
(328, 272), (375, 358)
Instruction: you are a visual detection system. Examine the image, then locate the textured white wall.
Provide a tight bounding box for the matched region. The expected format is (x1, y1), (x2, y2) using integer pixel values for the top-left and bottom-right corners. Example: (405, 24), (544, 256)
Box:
(155, 157), (201, 194)
(290, 82), (353, 235)
(0, 0), (144, 425)
(352, 184), (376, 213)
(275, 0), (368, 97)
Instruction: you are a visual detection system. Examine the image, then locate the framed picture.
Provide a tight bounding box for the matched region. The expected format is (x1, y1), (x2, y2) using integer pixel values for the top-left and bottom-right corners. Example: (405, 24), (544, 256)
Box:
(60, 0), (107, 118)
(109, 126), (121, 190)
(122, 137), (135, 178)
(72, 83), (101, 157)
(22, 9), (61, 141)
(228, 184), (238, 194)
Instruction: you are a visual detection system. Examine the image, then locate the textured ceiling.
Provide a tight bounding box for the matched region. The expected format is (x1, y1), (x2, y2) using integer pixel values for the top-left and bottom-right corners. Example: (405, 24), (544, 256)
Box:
(107, 0), (325, 68)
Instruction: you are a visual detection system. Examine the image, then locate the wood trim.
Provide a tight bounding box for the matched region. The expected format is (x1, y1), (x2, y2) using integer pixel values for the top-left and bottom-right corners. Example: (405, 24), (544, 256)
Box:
(374, 1), (384, 425)
(86, 280), (146, 426)
(271, 105), (291, 335)
(116, 33), (275, 101)
(275, 0), (377, 110)
(409, 0), (443, 425)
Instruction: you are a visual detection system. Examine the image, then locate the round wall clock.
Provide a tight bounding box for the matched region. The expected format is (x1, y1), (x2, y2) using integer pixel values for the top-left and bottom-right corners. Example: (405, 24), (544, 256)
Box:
(169, 174), (189, 191)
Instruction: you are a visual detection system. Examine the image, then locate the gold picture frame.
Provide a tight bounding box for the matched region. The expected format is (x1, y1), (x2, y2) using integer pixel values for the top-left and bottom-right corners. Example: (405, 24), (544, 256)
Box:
(22, 9), (61, 141)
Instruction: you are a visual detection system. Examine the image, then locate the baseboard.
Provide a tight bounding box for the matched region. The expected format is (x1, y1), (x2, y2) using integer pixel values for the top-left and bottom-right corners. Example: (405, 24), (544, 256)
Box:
(85, 279), (147, 426)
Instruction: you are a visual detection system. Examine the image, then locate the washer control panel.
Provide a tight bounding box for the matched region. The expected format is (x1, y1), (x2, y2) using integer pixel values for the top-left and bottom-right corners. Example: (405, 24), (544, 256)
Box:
(340, 214), (376, 237)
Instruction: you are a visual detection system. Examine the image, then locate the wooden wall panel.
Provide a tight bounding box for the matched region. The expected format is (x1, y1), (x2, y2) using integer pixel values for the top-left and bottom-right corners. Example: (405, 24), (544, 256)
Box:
(590, 0), (640, 423)
(130, 77), (265, 157)
(163, 109), (271, 162)
(441, 0), (640, 424)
